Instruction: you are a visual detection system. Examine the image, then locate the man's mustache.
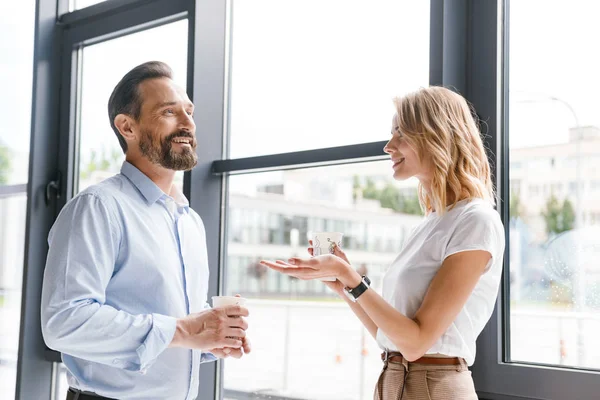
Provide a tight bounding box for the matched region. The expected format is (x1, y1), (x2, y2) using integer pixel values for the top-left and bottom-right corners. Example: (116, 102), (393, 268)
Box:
(165, 131), (196, 143)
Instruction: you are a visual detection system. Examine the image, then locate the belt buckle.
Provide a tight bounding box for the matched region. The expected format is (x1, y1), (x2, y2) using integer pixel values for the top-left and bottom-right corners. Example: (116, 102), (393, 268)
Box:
(383, 349), (389, 361)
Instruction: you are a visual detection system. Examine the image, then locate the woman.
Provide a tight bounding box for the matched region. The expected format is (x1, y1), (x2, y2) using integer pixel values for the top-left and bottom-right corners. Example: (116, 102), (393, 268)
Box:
(261, 86), (505, 399)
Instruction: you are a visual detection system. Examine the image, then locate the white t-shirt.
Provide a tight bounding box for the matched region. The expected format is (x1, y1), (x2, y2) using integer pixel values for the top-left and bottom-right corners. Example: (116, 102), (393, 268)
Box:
(375, 198), (505, 366)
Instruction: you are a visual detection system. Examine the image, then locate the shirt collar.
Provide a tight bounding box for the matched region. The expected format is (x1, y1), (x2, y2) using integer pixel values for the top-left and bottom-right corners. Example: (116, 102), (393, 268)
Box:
(120, 161), (189, 209)
(168, 183), (189, 209)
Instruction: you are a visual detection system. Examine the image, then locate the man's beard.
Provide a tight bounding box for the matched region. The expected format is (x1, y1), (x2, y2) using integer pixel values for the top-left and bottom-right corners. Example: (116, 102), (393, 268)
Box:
(139, 129), (198, 171)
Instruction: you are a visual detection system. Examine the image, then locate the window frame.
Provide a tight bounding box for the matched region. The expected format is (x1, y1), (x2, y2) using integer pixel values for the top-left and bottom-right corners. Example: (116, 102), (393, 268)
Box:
(472, 1), (600, 399)
(18, 0), (600, 399)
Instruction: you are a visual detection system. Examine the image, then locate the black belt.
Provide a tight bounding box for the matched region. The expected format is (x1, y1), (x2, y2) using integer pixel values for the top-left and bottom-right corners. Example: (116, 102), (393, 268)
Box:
(67, 388), (116, 400)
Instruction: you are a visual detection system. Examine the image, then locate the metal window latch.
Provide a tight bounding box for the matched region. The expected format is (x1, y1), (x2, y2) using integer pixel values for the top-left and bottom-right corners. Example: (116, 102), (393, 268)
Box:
(45, 171), (62, 206)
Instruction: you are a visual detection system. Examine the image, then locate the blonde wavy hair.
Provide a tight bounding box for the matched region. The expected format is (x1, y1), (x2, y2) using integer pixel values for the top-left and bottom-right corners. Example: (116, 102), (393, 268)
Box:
(393, 86), (494, 215)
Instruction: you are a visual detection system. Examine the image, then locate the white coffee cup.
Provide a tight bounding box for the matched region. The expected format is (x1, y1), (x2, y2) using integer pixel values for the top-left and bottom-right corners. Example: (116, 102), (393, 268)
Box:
(312, 232), (344, 281)
(212, 295), (247, 309)
(212, 296), (248, 342)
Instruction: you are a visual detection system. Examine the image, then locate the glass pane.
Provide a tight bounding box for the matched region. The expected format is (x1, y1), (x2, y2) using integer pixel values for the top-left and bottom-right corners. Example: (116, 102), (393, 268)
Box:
(75, 20), (188, 195)
(509, 1), (600, 369)
(223, 161), (422, 399)
(0, 0), (35, 397)
(0, 194), (28, 398)
(228, 0), (430, 158)
(70, 0), (108, 12)
(0, 0), (35, 186)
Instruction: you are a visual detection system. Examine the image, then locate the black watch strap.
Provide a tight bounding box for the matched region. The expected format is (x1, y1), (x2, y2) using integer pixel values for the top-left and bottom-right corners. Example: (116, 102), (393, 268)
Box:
(347, 275), (371, 300)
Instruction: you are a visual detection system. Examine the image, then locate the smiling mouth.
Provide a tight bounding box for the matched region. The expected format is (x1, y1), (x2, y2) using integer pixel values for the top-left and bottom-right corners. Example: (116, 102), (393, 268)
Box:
(392, 158), (405, 168)
(172, 137), (193, 146)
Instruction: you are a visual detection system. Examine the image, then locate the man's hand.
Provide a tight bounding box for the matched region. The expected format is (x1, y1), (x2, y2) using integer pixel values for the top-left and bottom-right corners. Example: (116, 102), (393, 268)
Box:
(241, 335), (252, 354)
(169, 306), (249, 350)
(207, 334), (252, 359)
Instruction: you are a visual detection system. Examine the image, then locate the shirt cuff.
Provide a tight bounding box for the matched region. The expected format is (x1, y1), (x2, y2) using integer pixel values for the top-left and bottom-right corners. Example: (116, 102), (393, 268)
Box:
(201, 351), (218, 363)
(136, 314), (177, 372)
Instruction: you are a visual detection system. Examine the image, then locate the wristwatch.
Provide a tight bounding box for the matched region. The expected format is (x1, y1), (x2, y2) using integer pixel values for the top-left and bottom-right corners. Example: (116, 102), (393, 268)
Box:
(344, 275), (371, 302)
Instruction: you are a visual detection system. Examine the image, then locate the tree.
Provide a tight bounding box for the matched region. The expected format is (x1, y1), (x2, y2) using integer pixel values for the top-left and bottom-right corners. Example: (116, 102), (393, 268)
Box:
(0, 145), (12, 185)
(80, 147), (124, 181)
(510, 194), (522, 220)
(400, 193), (422, 215)
(542, 195), (575, 235)
(357, 179), (422, 216)
(561, 198), (575, 231)
(352, 175), (361, 201)
(379, 183), (401, 211)
(362, 178), (379, 200)
(80, 149), (98, 180)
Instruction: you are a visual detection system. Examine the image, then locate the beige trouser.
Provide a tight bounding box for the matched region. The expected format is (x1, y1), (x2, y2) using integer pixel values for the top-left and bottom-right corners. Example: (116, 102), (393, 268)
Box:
(373, 355), (478, 400)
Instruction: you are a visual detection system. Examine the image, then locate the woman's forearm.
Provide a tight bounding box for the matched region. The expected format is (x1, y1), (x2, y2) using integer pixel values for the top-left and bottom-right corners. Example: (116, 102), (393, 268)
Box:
(355, 288), (423, 359)
(342, 294), (378, 339)
(339, 266), (424, 360)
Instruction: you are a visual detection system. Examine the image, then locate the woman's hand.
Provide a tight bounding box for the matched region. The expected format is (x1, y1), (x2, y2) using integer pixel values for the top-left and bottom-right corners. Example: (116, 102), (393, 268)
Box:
(307, 240), (349, 296)
(307, 240), (351, 264)
(260, 243), (353, 283)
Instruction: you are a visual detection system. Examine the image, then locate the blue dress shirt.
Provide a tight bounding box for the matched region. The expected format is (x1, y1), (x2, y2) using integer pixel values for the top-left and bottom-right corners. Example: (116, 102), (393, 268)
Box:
(41, 161), (216, 400)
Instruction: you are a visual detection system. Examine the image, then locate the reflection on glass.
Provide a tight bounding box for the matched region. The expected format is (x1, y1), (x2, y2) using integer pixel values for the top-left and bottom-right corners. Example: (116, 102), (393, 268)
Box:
(223, 161), (421, 400)
(228, 0), (430, 158)
(509, 1), (600, 369)
(0, 194), (27, 399)
(76, 20), (188, 195)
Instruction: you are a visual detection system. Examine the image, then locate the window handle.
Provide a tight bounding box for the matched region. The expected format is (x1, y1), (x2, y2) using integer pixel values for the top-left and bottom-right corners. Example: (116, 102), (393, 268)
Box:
(45, 171), (62, 206)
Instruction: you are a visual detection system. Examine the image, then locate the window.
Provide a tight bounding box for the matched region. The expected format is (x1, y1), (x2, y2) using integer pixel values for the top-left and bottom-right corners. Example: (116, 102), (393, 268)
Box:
(0, 194), (27, 399)
(222, 2), (430, 395)
(227, 0), (430, 158)
(223, 162), (422, 399)
(0, 1), (34, 187)
(0, 1), (35, 398)
(509, 0), (600, 373)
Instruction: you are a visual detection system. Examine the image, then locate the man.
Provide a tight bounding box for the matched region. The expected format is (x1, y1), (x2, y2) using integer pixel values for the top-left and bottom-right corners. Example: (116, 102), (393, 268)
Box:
(41, 61), (250, 400)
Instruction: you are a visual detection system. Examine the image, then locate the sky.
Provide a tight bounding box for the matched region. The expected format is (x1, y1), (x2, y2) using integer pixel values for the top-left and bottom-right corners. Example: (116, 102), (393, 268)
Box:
(1, 0), (600, 185)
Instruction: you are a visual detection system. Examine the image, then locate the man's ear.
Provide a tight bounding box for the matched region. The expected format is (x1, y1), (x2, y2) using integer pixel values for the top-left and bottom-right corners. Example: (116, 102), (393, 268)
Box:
(114, 114), (137, 144)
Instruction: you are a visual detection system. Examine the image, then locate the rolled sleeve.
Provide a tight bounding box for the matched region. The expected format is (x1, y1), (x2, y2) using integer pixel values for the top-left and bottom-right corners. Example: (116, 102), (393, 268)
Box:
(136, 314), (178, 371)
(200, 351), (218, 363)
(41, 193), (176, 372)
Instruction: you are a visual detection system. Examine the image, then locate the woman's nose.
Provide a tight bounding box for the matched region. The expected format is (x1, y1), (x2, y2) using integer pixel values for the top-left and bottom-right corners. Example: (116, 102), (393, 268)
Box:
(383, 139), (393, 155)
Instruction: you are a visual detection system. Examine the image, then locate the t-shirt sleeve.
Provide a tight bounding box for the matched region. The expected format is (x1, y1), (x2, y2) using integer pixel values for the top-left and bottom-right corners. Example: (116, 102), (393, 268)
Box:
(443, 207), (505, 272)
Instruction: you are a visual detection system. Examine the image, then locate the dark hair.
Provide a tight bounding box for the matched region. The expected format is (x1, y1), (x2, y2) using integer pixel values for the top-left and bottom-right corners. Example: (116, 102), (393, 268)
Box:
(108, 61), (173, 153)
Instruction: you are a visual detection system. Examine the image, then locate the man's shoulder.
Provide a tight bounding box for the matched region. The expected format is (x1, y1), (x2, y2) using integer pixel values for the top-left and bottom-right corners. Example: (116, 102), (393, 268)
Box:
(187, 207), (206, 227)
(72, 175), (127, 208)
(50, 175), (127, 239)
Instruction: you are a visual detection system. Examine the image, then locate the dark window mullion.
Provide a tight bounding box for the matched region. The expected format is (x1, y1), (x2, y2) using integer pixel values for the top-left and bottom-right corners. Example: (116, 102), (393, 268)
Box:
(60, 0), (190, 46)
(16, 0), (63, 398)
(211, 140), (389, 175)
